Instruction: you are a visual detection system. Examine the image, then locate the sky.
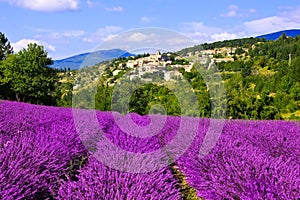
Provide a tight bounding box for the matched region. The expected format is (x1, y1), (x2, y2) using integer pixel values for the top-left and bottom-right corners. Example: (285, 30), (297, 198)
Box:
(1, 0), (300, 59)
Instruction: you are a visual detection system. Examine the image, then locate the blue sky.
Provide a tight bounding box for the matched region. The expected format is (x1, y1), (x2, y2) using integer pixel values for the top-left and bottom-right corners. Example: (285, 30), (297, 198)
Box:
(1, 0), (300, 59)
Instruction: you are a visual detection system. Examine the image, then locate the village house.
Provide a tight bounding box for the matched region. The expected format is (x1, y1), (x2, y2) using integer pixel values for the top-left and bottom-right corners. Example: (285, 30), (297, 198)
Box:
(112, 70), (122, 76)
(213, 58), (234, 63)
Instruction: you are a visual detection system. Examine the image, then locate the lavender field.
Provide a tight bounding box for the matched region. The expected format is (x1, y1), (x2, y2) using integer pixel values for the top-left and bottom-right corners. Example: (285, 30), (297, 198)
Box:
(0, 100), (299, 199)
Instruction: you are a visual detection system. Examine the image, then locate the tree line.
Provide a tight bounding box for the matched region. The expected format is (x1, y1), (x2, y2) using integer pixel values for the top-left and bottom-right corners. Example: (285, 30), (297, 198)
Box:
(0, 32), (61, 105)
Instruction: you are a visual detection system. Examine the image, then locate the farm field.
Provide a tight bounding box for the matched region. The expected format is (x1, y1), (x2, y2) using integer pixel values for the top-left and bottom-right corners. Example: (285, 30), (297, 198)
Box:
(0, 100), (299, 199)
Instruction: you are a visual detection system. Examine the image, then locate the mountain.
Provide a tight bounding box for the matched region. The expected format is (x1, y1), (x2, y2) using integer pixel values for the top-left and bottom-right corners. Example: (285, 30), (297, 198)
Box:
(51, 49), (134, 70)
(256, 29), (300, 40)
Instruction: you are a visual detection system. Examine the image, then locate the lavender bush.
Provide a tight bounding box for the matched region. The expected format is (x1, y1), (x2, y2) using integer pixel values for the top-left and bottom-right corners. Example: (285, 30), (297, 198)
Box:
(177, 120), (300, 199)
(0, 100), (299, 199)
(57, 157), (180, 200)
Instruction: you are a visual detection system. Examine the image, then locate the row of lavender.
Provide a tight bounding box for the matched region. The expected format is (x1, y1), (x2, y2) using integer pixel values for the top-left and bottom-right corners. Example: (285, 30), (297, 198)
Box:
(176, 120), (300, 199)
(0, 101), (180, 199)
(0, 100), (299, 199)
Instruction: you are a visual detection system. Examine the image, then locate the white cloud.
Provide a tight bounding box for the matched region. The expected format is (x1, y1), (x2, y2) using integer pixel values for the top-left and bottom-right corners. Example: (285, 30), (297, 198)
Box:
(140, 17), (154, 23)
(224, 10), (237, 17)
(211, 32), (237, 41)
(181, 22), (223, 43)
(181, 21), (246, 44)
(249, 8), (256, 13)
(105, 6), (124, 12)
(221, 5), (257, 18)
(86, 0), (95, 7)
(241, 6), (300, 36)
(30, 27), (53, 33)
(288, 6), (300, 21)
(277, 6), (294, 10)
(96, 28), (196, 52)
(61, 30), (86, 38)
(12, 39), (56, 52)
(166, 37), (194, 46)
(182, 22), (222, 34)
(228, 5), (238, 10)
(244, 16), (300, 35)
(83, 26), (123, 43)
(221, 5), (239, 17)
(2, 0), (79, 12)
(44, 29), (85, 42)
(127, 32), (147, 42)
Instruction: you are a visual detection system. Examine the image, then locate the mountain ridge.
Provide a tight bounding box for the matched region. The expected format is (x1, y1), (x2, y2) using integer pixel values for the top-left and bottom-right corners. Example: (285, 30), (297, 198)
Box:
(256, 29), (300, 40)
(51, 49), (134, 70)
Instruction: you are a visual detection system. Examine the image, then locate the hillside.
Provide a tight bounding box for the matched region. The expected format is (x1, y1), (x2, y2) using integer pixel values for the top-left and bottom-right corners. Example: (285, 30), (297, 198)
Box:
(177, 37), (264, 56)
(71, 34), (299, 120)
(51, 49), (134, 70)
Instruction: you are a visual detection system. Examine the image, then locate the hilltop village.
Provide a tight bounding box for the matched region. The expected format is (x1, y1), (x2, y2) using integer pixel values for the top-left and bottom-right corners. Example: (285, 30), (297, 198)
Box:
(106, 47), (240, 84)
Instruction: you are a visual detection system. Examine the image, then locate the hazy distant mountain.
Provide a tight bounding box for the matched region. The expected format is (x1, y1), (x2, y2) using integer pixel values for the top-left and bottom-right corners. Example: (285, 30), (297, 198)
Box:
(256, 29), (300, 40)
(51, 49), (134, 70)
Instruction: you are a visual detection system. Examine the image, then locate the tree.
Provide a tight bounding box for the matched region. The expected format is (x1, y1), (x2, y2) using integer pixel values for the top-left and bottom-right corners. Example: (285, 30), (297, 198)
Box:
(0, 32), (13, 61)
(235, 47), (245, 55)
(0, 43), (57, 105)
(95, 78), (113, 111)
(0, 32), (14, 99)
(241, 61), (253, 78)
(290, 57), (300, 83)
